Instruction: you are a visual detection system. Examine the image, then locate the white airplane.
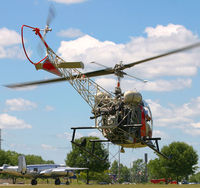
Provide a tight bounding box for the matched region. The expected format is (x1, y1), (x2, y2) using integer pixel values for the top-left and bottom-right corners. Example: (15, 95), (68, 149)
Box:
(0, 155), (88, 185)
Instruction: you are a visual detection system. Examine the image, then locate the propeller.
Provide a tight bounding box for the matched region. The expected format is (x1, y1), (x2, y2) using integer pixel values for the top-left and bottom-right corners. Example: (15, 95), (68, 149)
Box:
(5, 41), (200, 88)
(37, 5), (56, 58)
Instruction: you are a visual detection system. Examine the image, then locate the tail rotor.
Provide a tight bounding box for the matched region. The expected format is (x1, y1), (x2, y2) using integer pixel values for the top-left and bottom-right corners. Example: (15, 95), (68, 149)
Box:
(37, 5), (56, 58)
(44, 4), (56, 37)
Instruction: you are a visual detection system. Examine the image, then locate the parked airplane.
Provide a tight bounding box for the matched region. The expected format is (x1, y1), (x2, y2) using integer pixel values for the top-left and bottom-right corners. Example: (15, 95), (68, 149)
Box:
(0, 155), (88, 185)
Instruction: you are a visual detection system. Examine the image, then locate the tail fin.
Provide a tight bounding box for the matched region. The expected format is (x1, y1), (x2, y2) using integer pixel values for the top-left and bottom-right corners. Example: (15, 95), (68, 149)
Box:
(18, 155), (27, 174)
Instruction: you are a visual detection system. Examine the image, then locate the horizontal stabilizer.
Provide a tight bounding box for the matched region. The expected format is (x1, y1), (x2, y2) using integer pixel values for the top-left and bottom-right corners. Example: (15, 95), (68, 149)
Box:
(35, 61), (84, 71)
(57, 62), (84, 69)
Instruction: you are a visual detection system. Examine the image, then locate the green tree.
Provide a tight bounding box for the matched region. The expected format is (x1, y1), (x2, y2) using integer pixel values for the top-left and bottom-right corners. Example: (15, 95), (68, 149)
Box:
(0, 150), (54, 166)
(110, 160), (118, 175)
(110, 160), (130, 183)
(131, 159), (146, 183)
(0, 150), (10, 166)
(148, 158), (167, 179)
(148, 142), (198, 183)
(189, 172), (200, 183)
(66, 136), (110, 173)
(25, 154), (54, 165)
(5, 151), (20, 165)
(120, 165), (130, 182)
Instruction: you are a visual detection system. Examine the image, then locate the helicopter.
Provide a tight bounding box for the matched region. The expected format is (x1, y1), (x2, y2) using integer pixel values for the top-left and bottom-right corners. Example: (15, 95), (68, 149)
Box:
(6, 18), (200, 160)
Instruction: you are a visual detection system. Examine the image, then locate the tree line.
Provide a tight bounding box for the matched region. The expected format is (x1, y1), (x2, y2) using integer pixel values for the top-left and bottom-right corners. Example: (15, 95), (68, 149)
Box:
(0, 150), (54, 166)
(0, 137), (199, 184)
(65, 137), (199, 184)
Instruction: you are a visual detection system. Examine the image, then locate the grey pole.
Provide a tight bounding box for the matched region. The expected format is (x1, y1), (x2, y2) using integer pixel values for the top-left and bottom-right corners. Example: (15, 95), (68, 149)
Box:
(144, 153), (148, 182)
(0, 129), (2, 150)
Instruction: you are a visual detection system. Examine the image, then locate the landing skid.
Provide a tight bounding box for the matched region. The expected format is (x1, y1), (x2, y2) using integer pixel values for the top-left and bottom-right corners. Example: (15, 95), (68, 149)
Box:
(141, 137), (170, 159)
(71, 126), (170, 161)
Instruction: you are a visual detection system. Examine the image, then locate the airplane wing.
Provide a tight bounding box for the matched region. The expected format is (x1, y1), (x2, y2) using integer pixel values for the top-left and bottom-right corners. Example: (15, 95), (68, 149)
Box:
(40, 167), (88, 177)
(61, 167), (88, 171)
(0, 165), (20, 176)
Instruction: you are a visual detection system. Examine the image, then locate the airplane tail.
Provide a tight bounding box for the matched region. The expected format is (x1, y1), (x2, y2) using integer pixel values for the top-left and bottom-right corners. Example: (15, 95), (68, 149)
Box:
(18, 155), (27, 174)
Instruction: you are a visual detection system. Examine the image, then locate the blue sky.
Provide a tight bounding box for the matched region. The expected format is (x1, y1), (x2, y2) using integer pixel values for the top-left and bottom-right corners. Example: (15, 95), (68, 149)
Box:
(1, 0), (200, 168)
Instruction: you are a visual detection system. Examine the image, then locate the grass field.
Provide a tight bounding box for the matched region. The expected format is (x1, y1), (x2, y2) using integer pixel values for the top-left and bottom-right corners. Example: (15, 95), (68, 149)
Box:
(0, 184), (200, 188)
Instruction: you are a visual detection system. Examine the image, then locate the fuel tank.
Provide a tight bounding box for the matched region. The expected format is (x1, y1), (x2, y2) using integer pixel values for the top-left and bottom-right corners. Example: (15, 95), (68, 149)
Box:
(124, 91), (142, 105)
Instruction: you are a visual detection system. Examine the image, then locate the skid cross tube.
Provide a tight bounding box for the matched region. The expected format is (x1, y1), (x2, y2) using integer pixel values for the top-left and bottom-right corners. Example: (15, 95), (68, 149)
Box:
(71, 127), (98, 143)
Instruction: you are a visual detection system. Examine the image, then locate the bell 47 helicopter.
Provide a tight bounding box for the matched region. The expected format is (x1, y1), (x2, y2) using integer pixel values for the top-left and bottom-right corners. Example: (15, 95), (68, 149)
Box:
(6, 19), (200, 160)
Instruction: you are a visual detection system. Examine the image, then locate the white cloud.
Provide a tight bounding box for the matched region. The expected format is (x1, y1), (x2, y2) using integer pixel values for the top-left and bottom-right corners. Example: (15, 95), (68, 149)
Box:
(175, 96), (200, 117)
(57, 24), (200, 92)
(44, 105), (54, 111)
(147, 97), (200, 135)
(57, 28), (84, 38)
(50, 0), (87, 4)
(64, 132), (83, 140)
(190, 122), (200, 129)
(41, 144), (57, 151)
(58, 24), (200, 76)
(9, 143), (31, 150)
(0, 27), (20, 46)
(95, 78), (116, 91)
(58, 34), (124, 66)
(153, 130), (169, 139)
(5, 98), (37, 111)
(0, 27), (24, 59)
(145, 24), (195, 38)
(88, 131), (103, 139)
(136, 79), (192, 92)
(0, 113), (32, 129)
(184, 129), (200, 136)
(62, 130), (103, 141)
(95, 77), (192, 92)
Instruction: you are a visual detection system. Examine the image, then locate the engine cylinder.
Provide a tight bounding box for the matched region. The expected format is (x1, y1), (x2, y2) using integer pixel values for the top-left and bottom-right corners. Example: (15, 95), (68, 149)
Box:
(95, 92), (110, 105)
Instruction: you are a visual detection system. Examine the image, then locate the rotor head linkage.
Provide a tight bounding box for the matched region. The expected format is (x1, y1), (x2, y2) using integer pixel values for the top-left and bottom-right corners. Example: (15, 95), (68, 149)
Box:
(114, 62), (125, 78)
(43, 25), (52, 37)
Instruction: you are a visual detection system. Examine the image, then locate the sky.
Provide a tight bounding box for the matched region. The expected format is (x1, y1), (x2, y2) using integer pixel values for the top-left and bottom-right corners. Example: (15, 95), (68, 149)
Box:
(1, 0), (200, 168)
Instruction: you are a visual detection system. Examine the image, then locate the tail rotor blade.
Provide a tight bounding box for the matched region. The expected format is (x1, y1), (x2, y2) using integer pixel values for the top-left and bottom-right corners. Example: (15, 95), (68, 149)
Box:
(43, 5), (56, 37)
(46, 4), (56, 27)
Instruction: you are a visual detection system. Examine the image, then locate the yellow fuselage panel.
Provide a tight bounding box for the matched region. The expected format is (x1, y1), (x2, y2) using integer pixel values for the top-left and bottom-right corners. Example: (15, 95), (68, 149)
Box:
(119, 143), (147, 148)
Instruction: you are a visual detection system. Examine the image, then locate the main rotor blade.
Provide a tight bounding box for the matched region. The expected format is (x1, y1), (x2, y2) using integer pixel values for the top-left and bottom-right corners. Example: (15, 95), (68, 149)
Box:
(122, 42), (200, 69)
(5, 77), (66, 88)
(7, 42), (200, 89)
(5, 68), (114, 88)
